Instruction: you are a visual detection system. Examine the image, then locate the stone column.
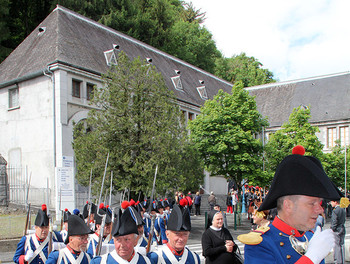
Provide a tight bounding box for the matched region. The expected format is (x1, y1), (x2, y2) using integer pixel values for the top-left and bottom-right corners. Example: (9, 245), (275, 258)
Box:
(0, 154), (8, 206)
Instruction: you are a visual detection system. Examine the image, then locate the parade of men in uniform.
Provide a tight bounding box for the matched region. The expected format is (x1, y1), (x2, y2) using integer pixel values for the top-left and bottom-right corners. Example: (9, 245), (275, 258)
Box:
(13, 145), (350, 264)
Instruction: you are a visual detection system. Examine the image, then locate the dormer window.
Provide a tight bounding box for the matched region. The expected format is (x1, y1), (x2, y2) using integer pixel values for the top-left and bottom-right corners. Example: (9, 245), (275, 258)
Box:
(171, 76), (183, 91)
(104, 49), (117, 66)
(197, 86), (208, 100)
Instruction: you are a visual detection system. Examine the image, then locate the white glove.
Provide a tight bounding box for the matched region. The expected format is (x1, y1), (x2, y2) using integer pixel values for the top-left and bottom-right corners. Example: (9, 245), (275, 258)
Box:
(52, 242), (66, 251)
(304, 226), (335, 264)
(24, 249), (34, 261)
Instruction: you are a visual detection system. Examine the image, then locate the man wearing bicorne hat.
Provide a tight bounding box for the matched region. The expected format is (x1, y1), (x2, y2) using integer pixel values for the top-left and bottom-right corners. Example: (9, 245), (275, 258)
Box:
(46, 215), (93, 264)
(83, 201), (97, 231)
(147, 201), (200, 264)
(87, 204), (112, 257)
(90, 207), (151, 264)
(60, 209), (71, 243)
(238, 145), (342, 264)
(14, 204), (63, 264)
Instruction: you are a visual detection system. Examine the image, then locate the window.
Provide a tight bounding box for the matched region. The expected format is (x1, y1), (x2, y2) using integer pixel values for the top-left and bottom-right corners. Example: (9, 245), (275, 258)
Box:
(327, 127), (337, 148)
(104, 49), (117, 66)
(171, 76), (183, 91)
(72, 80), (81, 98)
(197, 86), (208, 100)
(340, 126), (349, 147)
(87, 83), (94, 100)
(188, 112), (194, 121)
(9, 87), (19, 109)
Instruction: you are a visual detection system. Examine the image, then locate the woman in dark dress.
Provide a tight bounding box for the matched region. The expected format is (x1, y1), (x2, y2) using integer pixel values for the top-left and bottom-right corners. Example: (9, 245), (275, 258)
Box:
(201, 210), (242, 264)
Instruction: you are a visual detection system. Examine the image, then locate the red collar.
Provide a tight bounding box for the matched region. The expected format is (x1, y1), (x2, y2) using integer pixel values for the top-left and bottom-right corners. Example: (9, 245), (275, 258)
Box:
(166, 243), (184, 256)
(272, 217), (305, 237)
(66, 245), (80, 255)
(35, 234), (45, 242)
(127, 250), (135, 262)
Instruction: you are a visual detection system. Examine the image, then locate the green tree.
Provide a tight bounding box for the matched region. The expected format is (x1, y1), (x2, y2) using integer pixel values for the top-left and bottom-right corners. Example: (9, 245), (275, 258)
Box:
(0, 0), (11, 62)
(215, 53), (276, 87)
(188, 81), (268, 189)
(322, 141), (349, 189)
(73, 52), (203, 198)
(264, 106), (324, 184)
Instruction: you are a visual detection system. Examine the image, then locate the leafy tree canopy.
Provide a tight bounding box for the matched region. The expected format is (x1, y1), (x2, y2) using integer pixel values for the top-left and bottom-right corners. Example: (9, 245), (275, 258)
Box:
(188, 81), (268, 189)
(215, 52), (276, 87)
(322, 141), (349, 190)
(73, 52), (204, 198)
(264, 106), (324, 185)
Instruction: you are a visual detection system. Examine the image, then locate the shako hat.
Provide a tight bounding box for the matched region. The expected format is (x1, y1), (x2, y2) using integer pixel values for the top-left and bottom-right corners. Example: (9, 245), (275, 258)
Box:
(65, 215), (93, 244)
(259, 145), (342, 211)
(111, 207), (138, 237)
(167, 203), (191, 231)
(63, 208), (71, 222)
(83, 201), (97, 219)
(35, 204), (49, 227)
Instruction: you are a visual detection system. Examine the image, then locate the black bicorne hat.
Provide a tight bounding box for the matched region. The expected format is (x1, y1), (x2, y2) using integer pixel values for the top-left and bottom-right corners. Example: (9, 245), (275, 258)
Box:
(157, 200), (164, 210)
(83, 202), (97, 219)
(65, 215), (93, 244)
(149, 201), (159, 213)
(112, 208), (138, 237)
(167, 204), (191, 231)
(95, 208), (112, 225)
(130, 206), (144, 226)
(63, 208), (71, 222)
(35, 204), (49, 227)
(259, 145), (342, 211)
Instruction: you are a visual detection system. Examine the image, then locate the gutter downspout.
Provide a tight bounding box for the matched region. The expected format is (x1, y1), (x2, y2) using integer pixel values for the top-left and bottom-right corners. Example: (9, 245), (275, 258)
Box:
(43, 66), (56, 169)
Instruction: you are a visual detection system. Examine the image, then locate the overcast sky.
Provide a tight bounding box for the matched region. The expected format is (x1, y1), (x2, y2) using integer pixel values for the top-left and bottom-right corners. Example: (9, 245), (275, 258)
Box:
(188, 0), (350, 82)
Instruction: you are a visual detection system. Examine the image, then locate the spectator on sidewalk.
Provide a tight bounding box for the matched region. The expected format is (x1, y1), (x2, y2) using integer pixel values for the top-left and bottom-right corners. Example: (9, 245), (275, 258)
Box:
(194, 192), (201, 216)
(330, 199), (346, 264)
(226, 193), (233, 214)
(208, 192), (216, 211)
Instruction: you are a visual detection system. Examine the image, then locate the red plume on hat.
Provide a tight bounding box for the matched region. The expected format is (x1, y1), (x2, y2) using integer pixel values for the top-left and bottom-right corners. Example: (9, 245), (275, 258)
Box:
(292, 145), (306, 155)
(121, 200), (130, 209)
(99, 203), (105, 209)
(129, 199), (136, 206)
(64, 208), (68, 212)
(41, 204), (47, 212)
(179, 198), (188, 207)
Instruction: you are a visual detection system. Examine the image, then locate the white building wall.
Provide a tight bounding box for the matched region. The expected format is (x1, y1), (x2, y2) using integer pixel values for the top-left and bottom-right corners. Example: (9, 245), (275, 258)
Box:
(0, 76), (55, 204)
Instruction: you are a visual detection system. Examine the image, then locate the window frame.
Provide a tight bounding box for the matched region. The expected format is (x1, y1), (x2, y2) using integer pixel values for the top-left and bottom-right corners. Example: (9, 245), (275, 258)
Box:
(72, 79), (82, 98)
(8, 85), (19, 110)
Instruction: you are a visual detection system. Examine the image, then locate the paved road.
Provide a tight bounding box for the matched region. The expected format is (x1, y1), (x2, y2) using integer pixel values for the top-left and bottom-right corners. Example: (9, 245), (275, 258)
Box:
(1, 212), (350, 263)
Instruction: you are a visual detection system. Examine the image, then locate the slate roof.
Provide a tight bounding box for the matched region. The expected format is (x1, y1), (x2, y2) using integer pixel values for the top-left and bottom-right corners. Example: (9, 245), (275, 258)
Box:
(0, 5), (233, 108)
(247, 72), (350, 128)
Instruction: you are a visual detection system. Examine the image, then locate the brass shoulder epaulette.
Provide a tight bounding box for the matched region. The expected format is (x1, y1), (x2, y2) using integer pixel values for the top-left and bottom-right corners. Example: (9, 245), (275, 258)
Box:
(237, 226), (270, 245)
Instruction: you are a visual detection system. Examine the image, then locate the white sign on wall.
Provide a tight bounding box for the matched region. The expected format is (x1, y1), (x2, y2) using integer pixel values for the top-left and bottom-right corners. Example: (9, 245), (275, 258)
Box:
(55, 167), (75, 220)
(62, 156), (74, 167)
